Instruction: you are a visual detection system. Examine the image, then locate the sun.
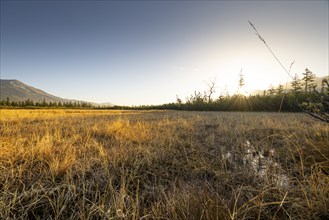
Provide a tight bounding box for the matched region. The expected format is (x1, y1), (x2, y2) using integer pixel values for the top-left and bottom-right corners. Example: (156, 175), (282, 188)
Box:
(237, 89), (250, 96)
(215, 65), (271, 96)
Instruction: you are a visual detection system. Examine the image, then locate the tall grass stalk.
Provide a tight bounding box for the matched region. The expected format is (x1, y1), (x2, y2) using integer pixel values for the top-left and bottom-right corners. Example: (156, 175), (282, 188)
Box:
(0, 109), (328, 219)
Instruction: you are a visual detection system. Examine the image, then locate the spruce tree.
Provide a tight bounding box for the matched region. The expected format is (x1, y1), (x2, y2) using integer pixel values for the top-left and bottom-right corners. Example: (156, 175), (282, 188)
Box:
(302, 68), (316, 93)
(291, 73), (302, 94)
(276, 84), (284, 95)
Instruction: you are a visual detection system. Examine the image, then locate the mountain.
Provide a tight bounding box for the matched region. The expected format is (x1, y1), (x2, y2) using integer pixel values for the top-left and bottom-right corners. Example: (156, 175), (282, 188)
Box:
(250, 75), (329, 95)
(284, 75), (328, 92)
(0, 79), (114, 106)
(0, 79), (69, 102)
(1, 80), (82, 105)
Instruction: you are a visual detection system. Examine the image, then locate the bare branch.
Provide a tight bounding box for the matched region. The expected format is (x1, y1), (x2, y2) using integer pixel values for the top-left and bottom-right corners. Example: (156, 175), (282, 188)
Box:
(206, 79), (217, 103)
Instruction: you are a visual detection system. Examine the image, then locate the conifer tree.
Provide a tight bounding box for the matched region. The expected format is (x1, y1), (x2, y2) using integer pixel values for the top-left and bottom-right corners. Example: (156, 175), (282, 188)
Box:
(238, 69), (245, 94)
(291, 73), (302, 94)
(276, 84), (284, 95)
(302, 68), (316, 93)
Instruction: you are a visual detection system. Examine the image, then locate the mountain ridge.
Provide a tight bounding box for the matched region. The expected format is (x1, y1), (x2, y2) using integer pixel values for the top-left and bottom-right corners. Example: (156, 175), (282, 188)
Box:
(250, 75), (329, 95)
(0, 79), (113, 106)
(1, 79), (68, 102)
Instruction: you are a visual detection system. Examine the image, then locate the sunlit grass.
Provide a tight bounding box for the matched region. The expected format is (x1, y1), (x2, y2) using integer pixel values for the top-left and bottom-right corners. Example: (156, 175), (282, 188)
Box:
(0, 109), (328, 219)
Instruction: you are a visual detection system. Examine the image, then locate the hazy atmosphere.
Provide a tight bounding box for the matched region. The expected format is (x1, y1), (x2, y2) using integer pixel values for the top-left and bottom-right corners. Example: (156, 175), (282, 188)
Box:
(1, 1), (329, 219)
(1, 0), (328, 105)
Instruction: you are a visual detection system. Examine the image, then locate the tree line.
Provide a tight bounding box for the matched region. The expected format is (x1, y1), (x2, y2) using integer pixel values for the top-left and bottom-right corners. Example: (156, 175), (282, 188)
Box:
(110, 68), (328, 114)
(1, 68), (328, 114)
(0, 98), (93, 108)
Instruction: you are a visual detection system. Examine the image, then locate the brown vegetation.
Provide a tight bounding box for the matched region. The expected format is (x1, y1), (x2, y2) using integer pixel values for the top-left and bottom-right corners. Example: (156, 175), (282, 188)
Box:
(0, 109), (328, 219)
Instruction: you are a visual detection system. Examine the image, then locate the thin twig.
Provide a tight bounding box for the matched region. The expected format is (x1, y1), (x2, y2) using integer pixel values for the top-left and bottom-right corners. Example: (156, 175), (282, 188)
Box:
(249, 21), (295, 112)
(248, 21), (294, 81)
(278, 61), (295, 112)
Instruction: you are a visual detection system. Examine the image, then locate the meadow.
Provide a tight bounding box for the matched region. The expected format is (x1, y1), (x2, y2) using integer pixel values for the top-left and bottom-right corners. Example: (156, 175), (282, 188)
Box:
(0, 109), (328, 219)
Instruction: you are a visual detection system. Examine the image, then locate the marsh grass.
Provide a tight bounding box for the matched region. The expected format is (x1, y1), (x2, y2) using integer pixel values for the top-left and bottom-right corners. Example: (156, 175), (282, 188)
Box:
(0, 109), (328, 219)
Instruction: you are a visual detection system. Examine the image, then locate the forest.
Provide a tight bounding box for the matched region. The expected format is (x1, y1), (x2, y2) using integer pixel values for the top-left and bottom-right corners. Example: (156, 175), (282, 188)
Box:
(1, 68), (328, 114)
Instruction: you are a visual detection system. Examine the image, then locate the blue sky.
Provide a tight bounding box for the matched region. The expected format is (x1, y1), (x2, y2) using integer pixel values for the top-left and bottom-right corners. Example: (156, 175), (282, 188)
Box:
(1, 0), (328, 105)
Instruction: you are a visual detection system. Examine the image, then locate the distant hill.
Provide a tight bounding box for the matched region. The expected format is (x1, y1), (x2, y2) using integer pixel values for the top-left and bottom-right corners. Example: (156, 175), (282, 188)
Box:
(0, 79), (69, 103)
(285, 75), (328, 92)
(250, 75), (329, 95)
(0, 79), (113, 106)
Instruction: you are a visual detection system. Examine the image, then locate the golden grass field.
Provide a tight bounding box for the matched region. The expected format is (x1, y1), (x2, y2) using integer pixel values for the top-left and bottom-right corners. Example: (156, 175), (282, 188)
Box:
(0, 109), (328, 219)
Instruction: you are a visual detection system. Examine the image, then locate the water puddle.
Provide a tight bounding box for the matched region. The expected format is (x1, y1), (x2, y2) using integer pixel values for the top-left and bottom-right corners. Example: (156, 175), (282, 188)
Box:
(243, 140), (289, 188)
(222, 140), (289, 188)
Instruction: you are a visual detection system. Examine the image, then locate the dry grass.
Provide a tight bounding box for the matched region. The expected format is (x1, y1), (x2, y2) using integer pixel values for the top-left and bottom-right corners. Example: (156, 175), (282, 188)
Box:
(0, 109), (328, 219)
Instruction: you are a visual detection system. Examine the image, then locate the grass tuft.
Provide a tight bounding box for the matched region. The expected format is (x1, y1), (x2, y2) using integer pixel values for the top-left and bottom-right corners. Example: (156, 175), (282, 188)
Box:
(0, 109), (328, 219)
